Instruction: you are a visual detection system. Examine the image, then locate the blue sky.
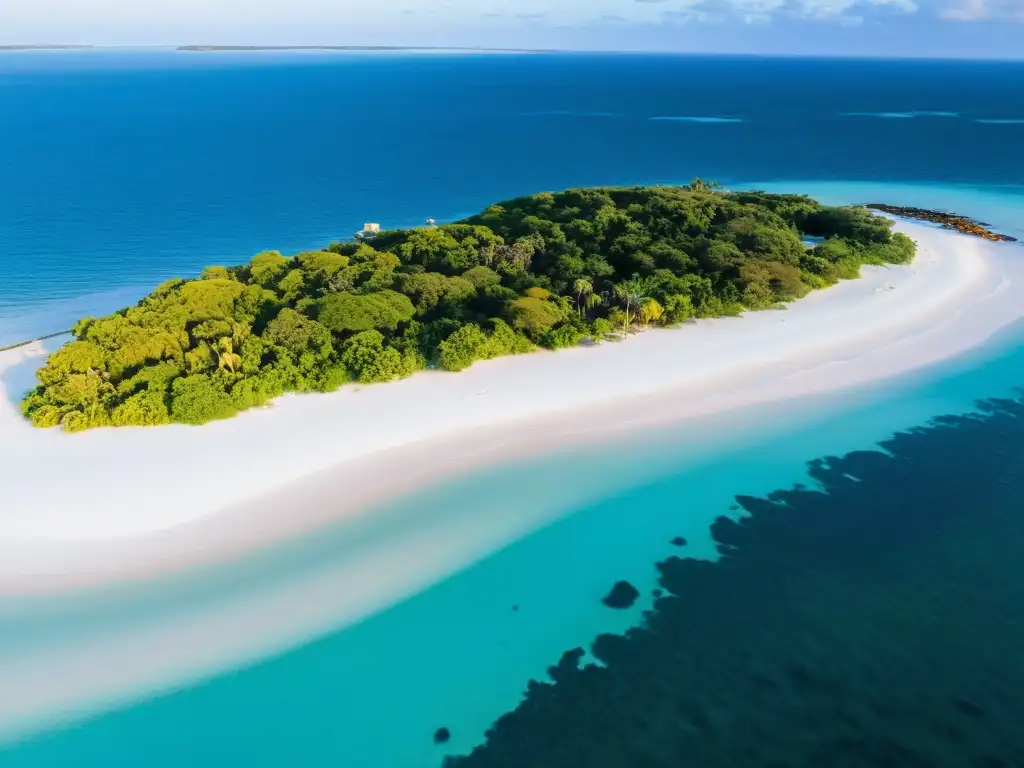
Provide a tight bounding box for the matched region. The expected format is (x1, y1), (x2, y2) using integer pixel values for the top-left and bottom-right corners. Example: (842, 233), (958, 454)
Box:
(1, 0), (1021, 58)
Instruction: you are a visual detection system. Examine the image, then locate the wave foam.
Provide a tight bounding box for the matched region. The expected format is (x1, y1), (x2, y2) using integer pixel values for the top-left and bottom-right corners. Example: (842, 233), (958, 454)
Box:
(842, 111), (960, 119)
(649, 115), (743, 124)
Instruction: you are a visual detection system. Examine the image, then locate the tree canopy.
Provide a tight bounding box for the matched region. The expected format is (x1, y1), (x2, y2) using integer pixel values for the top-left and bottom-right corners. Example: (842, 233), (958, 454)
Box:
(22, 183), (915, 431)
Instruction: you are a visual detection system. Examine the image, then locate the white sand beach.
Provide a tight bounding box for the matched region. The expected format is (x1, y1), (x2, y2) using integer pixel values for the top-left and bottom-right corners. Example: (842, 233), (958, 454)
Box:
(0, 221), (1023, 745)
(0, 221), (1022, 588)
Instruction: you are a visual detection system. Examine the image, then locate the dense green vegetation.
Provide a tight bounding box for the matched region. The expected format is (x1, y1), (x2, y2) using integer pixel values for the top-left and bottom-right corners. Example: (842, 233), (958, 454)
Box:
(21, 182), (915, 431)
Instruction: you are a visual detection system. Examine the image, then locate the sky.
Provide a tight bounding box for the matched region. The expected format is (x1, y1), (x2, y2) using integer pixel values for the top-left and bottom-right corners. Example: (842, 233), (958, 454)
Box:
(1, 0), (1022, 58)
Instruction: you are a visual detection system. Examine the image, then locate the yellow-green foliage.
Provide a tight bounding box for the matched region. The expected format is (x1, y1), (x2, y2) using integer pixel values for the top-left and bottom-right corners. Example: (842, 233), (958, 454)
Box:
(509, 296), (564, 337)
(23, 184), (914, 430)
(524, 286), (553, 301)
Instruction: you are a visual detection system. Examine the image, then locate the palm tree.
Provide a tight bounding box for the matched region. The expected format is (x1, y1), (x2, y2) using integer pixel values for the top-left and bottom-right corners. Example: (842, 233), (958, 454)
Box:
(216, 337), (243, 374)
(639, 298), (665, 326)
(613, 275), (656, 337)
(573, 278), (594, 318)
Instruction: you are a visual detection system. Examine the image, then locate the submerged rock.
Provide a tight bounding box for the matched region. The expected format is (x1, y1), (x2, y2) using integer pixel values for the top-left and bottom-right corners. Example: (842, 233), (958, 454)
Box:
(602, 580), (640, 609)
(671, 537), (688, 547)
(435, 727), (451, 744)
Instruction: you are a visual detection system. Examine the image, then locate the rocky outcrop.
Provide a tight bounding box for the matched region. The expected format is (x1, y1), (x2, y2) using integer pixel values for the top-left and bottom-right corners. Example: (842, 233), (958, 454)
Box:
(865, 204), (1017, 242)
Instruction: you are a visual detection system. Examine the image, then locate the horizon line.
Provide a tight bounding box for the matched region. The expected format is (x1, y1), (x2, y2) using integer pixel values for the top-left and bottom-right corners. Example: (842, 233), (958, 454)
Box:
(1, 45), (1024, 62)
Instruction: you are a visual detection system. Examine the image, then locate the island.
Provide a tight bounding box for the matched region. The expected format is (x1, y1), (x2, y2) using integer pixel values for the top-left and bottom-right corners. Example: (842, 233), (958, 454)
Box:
(20, 182), (915, 432)
(864, 204), (1017, 242)
(0, 45), (96, 51)
(176, 45), (546, 54)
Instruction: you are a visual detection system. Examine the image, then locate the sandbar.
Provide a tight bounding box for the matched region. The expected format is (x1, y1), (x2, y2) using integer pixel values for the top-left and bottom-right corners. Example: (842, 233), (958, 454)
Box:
(0, 220), (1021, 591)
(0, 221), (1023, 745)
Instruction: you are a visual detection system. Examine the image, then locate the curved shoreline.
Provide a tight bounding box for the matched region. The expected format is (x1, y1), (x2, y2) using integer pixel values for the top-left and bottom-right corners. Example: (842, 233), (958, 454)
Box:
(0, 222), (1022, 746)
(0, 331), (72, 354)
(0, 221), (1021, 587)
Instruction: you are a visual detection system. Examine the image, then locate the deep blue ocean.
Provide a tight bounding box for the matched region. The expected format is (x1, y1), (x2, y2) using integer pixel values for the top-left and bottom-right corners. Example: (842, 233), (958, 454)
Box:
(2, 51), (1024, 344)
(1, 51), (1024, 767)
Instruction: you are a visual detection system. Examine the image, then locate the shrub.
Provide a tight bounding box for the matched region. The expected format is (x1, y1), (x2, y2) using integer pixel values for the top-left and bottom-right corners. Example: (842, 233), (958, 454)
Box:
(310, 364), (351, 393)
(170, 375), (237, 425)
(60, 410), (90, 433)
(30, 405), (63, 429)
(318, 290), (415, 333)
(524, 286), (553, 301)
(509, 296), (563, 337)
(591, 317), (614, 339)
(438, 324), (489, 372)
(111, 389), (171, 427)
(341, 330), (406, 383)
(540, 324), (584, 349)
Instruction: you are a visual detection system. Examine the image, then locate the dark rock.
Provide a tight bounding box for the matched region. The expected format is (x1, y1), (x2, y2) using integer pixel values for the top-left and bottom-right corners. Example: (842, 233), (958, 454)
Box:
(602, 580), (640, 609)
(434, 727), (451, 744)
(512, 604), (519, 612)
(652, 588), (663, 598)
(864, 203), (1017, 242)
(670, 536), (688, 547)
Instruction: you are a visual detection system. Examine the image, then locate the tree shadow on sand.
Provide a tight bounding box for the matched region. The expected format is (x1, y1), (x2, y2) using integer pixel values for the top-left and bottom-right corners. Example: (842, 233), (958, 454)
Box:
(448, 393), (1024, 768)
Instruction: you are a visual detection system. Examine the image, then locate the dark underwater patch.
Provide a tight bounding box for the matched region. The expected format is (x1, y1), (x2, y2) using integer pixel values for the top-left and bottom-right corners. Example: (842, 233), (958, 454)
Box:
(446, 394), (1024, 767)
(601, 581), (640, 609)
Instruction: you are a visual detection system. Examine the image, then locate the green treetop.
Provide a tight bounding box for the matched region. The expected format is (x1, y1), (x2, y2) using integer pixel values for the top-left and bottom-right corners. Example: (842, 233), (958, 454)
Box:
(22, 183), (916, 431)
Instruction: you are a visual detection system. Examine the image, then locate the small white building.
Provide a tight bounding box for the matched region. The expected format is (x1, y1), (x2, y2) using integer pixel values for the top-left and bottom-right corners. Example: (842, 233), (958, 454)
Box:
(356, 222), (381, 240)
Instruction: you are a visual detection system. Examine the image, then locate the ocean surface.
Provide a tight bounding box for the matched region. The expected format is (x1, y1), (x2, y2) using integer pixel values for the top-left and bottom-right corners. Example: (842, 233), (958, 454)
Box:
(2, 51), (1024, 345)
(2, 51), (1024, 767)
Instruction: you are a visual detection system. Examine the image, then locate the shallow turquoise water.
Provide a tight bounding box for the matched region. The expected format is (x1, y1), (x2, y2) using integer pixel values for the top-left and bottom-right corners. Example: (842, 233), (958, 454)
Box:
(6, 322), (1024, 768)
(2, 52), (1024, 766)
(2, 181), (1022, 765)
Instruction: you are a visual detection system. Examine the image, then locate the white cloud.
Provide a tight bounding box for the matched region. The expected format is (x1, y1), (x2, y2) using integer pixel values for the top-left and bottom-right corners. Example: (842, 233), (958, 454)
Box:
(663, 0), (916, 23)
(941, 0), (1024, 19)
(942, 0), (989, 18)
(788, 0), (918, 18)
(0, 0), (934, 46)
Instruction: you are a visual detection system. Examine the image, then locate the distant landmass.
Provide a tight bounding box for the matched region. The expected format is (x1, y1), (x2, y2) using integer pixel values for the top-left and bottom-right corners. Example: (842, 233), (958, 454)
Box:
(176, 45), (545, 53)
(0, 45), (96, 50)
(0, 44), (546, 54)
